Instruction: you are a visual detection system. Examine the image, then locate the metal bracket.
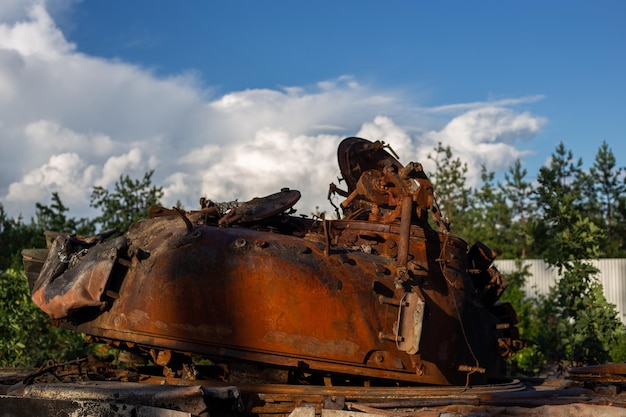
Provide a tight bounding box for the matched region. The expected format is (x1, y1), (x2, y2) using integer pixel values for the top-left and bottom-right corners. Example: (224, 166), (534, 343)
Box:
(395, 292), (425, 355)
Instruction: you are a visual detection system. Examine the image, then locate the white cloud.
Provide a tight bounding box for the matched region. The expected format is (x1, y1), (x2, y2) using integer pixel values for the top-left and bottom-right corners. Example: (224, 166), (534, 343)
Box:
(0, 1), (547, 224)
(177, 144), (222, 166)
(162, 172), (189, 206)
(24, 119), (117, 157)
(440, 107), (545, 146)
(6, 152), (96, 210)
(196, 129), (341, 214)
(427, 95), (546, 114)
(0, 0), (76, 21)
(98, 148), (144, 188)
(418, 107), (546, 184)
(0, 1), (74, 58)
(356, 116), (414, 158)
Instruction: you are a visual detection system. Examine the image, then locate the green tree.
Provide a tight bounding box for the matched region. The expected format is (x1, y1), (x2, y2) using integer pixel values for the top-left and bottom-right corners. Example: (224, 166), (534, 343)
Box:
(35, 192), (95, 236)
(500, 160), (535, 259)
(0, 267), (88, 367)
(587, 141), (626, 257)
(427, 143), (470, 233)
(2, 192), (95, 272)
(498, 261), (546, 375)
(616, 195), (626, 257)
(90, 170), (163, 233)
(1, 195), (98, 367)
(1, 173), (164, 367)
(531, 142), (585, 262)
(532, 142), (623, 366)
(0, 204), (44, 271)
(458, 166), (515, 257)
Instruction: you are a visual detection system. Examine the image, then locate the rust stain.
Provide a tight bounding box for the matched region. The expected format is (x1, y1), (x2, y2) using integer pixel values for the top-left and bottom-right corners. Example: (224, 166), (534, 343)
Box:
(263, 331), (361, 357)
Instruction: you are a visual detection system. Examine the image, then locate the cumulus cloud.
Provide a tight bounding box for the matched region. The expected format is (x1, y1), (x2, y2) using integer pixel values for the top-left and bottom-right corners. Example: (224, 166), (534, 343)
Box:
(418, 107), (546, 184)
(0, 1), (547, 224)
(0, 1), (75, 59)
(24, 120), (117, 158)
(197, 129), (341, 212)
(6, 152), (96, 210)
(98, 148), (145, 188)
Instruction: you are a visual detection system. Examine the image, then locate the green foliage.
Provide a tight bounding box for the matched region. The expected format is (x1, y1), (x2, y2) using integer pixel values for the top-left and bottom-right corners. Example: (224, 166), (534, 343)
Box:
(511, 344), (546, 376)
(0, 268), (87, 367)
(460, 166), (514, 257)
(588, 141), (626, 257)
(427, 142), (469, 226)
(499, 160), (535, 258)
(1, 192), (96, 272)
(90, 170), (163, 233)
(616, 196), (626, 257)
(35, 192), (95, 236)
(498, 261), (535, 339)
(0, 171), (161, 368)
(0, 204), (45, 271)
(423, 139), (626, 369)
(529, 142), (624, 366)
(498, 261), (547, 375)
(608, 326), (626, 363)
(550, 262), (622, 365)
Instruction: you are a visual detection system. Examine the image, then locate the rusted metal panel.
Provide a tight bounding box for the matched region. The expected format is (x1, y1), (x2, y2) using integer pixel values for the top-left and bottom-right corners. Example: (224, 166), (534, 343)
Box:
(25, 137), (522, 387)
(31, 235), (127, 319)
(69, 218), (481, 384)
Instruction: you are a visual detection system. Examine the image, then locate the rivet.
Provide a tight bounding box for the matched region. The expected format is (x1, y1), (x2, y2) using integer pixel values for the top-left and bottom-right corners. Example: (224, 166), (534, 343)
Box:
(254, 239), (268, 248)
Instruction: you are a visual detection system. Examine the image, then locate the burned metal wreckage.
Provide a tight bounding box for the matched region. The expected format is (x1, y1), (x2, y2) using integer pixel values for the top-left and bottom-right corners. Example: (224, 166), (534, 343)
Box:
(25, 136), (521, 384)
(7, 137), (621, 416)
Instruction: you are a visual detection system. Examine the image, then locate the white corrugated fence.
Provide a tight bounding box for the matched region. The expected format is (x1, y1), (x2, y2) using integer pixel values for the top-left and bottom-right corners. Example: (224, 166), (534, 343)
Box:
(494, 259), (626, 324)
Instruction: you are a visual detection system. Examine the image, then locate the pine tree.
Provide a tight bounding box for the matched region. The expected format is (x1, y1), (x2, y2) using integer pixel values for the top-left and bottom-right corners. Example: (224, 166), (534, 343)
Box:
(532, 142), (622, 366)
(427, 142), (470, 233)
(500, 160), (534, 258)
(90, 170), (164, 233)
(35, 192), (95, 236)
(588, 141), (626, 257)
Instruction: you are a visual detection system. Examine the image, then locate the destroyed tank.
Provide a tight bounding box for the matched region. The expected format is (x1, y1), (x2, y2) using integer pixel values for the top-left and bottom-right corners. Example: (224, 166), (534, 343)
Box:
(23, 137), (523, 387)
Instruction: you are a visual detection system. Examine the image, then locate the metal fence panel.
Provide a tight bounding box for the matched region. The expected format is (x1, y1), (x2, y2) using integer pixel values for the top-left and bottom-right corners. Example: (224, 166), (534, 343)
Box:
(494, 259), (626, 324)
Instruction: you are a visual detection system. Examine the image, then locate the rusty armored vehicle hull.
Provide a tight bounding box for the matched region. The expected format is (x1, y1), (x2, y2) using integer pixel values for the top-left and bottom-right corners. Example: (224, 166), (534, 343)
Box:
(24, 137), (522, 388)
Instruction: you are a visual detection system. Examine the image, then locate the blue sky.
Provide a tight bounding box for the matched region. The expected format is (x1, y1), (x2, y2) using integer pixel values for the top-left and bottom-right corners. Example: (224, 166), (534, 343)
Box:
(0, 0), (624, 222)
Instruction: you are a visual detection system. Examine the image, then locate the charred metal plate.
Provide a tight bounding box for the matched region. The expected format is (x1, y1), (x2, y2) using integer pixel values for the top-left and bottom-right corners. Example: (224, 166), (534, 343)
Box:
(219, 189), (301, 226)
(235, 188), (301, 222)
(31, 236), (127, 319)
(395, 292), (425, 355)
(337, 137), (404, 191)
(568, 364), (626, 382)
